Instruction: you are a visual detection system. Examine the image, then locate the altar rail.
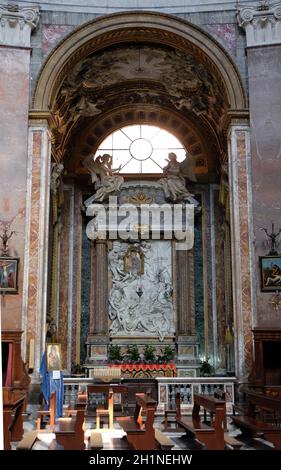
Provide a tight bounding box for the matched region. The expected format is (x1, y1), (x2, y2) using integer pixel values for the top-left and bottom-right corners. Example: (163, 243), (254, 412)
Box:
(157, 377), (236, 414)
(63, 377), (236, 414)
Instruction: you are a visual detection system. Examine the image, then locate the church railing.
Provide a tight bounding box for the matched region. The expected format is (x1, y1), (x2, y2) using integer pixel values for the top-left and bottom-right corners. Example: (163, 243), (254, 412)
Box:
(156, 377), (236, 414)
(63, 377), (92, 408)
(63, 376), (236, 414)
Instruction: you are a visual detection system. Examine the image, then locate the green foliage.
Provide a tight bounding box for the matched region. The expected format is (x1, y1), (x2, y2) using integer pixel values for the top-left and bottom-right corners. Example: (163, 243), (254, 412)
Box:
(161, 345), (174, 362)
(143, 345), (156, 362)
(108, 344), (123, 362)
(127, 345), (140, 362)
(200, 359), (213, 375)
(71, 363), (84, 374)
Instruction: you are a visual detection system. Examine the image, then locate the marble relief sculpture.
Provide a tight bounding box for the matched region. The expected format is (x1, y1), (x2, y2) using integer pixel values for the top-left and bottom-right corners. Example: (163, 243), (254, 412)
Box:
(159, 152), (199, 205)
(83, 153), (124, 203)
(108, 240), (174, 341)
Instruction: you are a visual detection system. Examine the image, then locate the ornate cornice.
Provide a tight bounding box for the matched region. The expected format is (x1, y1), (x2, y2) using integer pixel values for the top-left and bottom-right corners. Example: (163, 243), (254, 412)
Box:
(237, 2), (281, 47)
(0, 4), (39, 47)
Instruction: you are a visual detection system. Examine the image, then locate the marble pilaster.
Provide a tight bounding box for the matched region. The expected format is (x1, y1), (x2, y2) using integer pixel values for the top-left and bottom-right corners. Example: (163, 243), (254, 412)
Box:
(237, 3), (281, 47)
(0, 4), (39, 48)
(228, 124), (255, 380)
(23, 126), (51, 378)
(0, 4), (39, 354)
(176, 244), (198, 366)
(87, 240), (109, 362)
(176, 250), (194, 335)
(238, 2), (281, 327)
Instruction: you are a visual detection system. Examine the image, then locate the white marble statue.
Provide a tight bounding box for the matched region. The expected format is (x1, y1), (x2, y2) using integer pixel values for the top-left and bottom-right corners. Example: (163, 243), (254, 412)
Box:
(108, 240), (175, 341)
(159, 152), (199, 205)
(83, 153), (124, 203)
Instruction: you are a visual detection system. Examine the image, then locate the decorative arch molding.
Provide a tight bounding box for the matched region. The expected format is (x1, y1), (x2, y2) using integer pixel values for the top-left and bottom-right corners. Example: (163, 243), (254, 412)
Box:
(32, 11), (246, 112)
(67, 104), (217, 175)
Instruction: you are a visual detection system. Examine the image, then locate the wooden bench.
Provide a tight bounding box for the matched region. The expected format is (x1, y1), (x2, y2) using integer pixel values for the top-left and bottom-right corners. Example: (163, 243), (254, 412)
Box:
(117, 393), (157, 450)
(37, 392), (56, 431)
(89, 431), (103, 450)
(232, 390), (281, 449)
(154, 428), (175, 450)
(16, 431), (38, 450)
(177, 393), (226, 450)
(163, 392), (181, 431)
(224, 434), (243, 450)
(54, 409), (85, 450)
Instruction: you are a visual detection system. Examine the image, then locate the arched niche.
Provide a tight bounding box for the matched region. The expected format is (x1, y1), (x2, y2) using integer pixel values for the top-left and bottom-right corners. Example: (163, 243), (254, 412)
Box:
(32, 11), (246, 112)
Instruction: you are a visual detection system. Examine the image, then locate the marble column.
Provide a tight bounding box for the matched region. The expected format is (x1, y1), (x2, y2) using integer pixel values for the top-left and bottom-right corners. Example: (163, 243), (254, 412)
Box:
(228, 122), (255, 380)
(0, 5), (39, 351)
(88, 240), (109, 363)
(238, 3), (281, 327)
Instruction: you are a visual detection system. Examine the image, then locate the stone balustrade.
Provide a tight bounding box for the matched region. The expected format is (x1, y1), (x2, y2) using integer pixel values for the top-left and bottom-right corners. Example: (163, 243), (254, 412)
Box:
(63, 376), (236, 414)
(157, 376), (236, 414)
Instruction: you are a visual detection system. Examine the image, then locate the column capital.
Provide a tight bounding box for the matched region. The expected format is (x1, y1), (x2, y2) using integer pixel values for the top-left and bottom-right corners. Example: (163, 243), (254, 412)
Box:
(0, 4), (40, 47)
(237, 2), (281, 47)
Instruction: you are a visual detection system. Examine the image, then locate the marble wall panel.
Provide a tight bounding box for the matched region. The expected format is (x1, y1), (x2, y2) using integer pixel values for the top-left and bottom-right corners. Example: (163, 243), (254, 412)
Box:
(42, 24), (73, 56)
(205, 23), (236, 56)
(248, 45), (281, 326)
(0, 48), (30, 330)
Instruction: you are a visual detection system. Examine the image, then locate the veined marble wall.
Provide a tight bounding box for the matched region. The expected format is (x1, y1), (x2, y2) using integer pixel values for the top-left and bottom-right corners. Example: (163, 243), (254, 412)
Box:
(0, 48), (31, 331)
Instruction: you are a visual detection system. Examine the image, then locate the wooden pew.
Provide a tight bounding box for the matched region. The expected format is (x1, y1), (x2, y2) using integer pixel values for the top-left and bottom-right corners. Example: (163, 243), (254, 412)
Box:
(232, 390), (281, 449)
(89, 431), (103, 450)
(37, 392), (56, 431)
(117, 393), (157, 450)
(54, 409), (85, 450)
(154, 428), (175, 450)
(177, 393), (226, 450)
(3, 390), (25, 450)
(224, 434), (243, 450)
(16, 431), (38, 450)
(163, 392), (181, 431)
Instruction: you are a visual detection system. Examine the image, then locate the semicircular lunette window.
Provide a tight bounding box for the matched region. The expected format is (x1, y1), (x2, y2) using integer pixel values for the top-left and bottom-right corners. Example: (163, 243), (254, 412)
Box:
(94, 125), (186, 174)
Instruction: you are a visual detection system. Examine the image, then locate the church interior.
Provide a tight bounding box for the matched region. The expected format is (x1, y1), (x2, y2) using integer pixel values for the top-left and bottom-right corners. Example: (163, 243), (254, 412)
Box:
(1, 0), (281, 452)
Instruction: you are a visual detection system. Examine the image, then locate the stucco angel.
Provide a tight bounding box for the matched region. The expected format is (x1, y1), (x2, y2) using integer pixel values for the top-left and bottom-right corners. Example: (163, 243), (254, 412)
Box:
(83, 153), (124, 203)
(159, 152), (199, 205)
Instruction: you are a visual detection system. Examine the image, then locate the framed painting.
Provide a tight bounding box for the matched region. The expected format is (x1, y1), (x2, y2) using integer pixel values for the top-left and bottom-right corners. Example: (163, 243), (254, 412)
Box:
(46, 343), (62, 371)
(123, 246), (144, 276)
(0, 256), (19, 294)
(260, 256), (281, 291)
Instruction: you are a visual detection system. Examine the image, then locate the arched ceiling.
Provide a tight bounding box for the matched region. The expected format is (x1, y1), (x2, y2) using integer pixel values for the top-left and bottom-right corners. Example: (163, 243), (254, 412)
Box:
(52, 42), (228, 176)
(32, 13), (247, 179)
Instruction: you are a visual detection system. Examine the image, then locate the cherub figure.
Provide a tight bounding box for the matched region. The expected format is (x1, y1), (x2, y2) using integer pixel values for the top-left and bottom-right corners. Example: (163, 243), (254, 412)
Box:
(83, 153), (124, 204)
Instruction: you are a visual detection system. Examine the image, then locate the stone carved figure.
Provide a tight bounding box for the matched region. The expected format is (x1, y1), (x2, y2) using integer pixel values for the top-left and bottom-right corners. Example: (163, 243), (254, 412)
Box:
(108, 241), (175, 341)
(50, 163), (64, 195)
(83, 153), (124, 203)
(158, 152), (199, 205)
